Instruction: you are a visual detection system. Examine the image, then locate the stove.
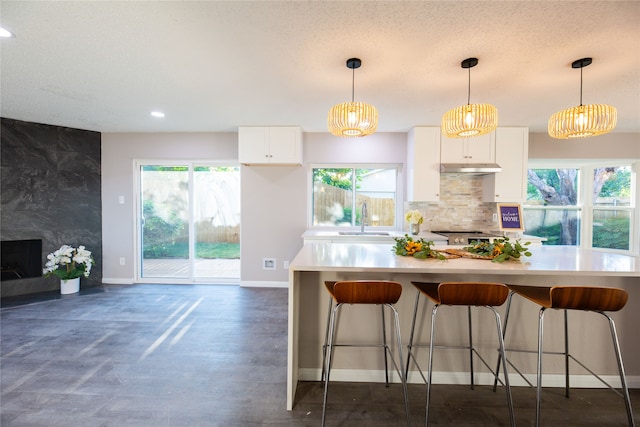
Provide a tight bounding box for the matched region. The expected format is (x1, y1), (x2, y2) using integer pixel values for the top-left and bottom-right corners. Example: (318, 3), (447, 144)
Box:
(431, 231), (500, 245)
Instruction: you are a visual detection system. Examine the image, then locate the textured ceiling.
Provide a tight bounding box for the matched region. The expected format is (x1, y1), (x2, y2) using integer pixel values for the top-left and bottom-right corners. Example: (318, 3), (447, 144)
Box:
(1, 1), (639, 134)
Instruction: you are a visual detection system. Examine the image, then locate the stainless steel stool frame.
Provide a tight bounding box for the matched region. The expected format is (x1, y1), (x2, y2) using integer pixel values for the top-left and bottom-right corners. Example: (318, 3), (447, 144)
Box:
(321, 281), (410, 427)
(495, 289), (635, 427)
(405, 282), (515, 427)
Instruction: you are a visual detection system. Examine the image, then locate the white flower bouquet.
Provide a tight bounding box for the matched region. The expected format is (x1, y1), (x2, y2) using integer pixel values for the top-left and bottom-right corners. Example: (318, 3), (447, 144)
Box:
(43, 245), (93, 280)
(405, 210), (424, 224)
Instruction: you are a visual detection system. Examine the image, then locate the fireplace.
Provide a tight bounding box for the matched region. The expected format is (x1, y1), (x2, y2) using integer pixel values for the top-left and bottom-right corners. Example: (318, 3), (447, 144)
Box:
(1, 239), (43, 281)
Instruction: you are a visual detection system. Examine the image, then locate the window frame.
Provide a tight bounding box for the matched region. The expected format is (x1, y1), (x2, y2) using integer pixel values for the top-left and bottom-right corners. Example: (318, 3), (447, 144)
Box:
(524, 160), (638, 255)
(308, 163), (403, 230)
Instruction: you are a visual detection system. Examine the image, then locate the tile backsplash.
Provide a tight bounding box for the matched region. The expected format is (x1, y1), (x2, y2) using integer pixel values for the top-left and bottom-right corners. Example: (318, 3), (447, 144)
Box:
(406, 174), (498, 232)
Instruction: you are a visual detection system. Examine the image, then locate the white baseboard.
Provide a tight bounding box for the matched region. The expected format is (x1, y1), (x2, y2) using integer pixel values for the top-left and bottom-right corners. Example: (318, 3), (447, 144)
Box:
(240, 280), (288, 288)
(299, 368), (640, 389)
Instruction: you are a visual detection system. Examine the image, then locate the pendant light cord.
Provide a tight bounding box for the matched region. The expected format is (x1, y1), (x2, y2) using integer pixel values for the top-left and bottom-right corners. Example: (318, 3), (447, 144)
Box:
(579, 66), (583, 106)
(351, 66), (355, 103)
(467, 66), (471, 105)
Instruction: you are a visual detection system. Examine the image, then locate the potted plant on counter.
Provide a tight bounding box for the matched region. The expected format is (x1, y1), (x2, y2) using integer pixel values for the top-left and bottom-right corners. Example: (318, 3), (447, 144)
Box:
(43, 245), (93, 294)
(405, 210), (424, 235)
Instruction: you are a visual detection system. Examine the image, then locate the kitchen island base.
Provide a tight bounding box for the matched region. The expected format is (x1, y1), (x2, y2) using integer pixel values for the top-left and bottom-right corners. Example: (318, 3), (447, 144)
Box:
(287, 243), (640, 411)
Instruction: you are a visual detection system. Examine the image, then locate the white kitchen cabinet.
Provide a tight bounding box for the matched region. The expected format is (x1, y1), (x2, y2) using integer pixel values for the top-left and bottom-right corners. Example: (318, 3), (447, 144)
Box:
(482, 127), (529, 202)
(407, 127), (441, 202)
(239, 126), (302, 165)
(440, 132), (495, 164)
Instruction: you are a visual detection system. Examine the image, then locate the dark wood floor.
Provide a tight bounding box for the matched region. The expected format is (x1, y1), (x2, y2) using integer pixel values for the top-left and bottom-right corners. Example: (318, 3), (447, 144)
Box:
(1, 284), (637, 426)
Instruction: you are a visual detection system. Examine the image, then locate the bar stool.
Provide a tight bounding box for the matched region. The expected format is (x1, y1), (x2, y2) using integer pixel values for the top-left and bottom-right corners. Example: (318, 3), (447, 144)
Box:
(501, 285), (634, 427)
(321, 280), (410, 427)
(405, 281), (515, 426)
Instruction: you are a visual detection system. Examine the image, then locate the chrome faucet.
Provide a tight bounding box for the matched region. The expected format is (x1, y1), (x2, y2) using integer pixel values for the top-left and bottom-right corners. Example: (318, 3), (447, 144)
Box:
(360, 201), (368, 232)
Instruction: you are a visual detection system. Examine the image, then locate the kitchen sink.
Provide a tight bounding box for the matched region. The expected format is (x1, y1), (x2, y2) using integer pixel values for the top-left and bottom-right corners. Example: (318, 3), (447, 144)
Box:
(338, 231), (391, 236)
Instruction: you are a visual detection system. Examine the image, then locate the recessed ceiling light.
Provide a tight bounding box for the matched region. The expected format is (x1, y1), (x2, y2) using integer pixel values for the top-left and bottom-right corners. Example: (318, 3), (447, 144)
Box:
(150, 111), (165, 118)
(0, 27), (14, 38)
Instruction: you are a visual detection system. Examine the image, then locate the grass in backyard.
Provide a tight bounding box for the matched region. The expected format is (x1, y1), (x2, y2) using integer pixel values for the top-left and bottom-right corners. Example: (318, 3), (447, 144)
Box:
(143, 242), (240, 259)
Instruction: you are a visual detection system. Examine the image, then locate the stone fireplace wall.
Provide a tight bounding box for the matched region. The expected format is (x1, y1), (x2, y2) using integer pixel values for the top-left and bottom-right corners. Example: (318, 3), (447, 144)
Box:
(1, 118), (102, 297)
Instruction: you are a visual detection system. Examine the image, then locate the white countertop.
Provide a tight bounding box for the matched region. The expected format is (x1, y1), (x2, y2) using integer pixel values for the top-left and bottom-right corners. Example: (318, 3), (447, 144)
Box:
(301, 229), (448, 242)
(290, 242), (640, 277)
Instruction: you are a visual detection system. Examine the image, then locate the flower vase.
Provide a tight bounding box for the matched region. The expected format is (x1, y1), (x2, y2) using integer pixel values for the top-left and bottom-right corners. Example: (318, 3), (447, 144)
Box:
(410, 223), (420, 235)
(60, 277), (80, 294)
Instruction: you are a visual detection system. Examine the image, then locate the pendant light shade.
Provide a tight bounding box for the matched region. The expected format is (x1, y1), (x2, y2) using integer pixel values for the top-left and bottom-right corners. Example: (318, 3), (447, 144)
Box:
(328, 58), (378, 137)
(442, 58), (498, 138)
(548, 58), (617, 139)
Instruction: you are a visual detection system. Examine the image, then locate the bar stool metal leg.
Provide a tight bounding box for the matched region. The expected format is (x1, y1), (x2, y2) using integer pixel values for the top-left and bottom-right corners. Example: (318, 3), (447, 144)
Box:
(321, 295), (333, 382)
(390, 303), (412, 427)
(493, 291), (516, 391)
(321, 302), (340, 427)
(535, 307), (546, 427)
(425, 304), (439, 426)
(564, 309), (570, 398)
(603, 311), (635, 427)
(491, 306), (515, 427)
(381, 304), (390, 385)
(468, 306), (475, 389)
(405, 289), (423, 380)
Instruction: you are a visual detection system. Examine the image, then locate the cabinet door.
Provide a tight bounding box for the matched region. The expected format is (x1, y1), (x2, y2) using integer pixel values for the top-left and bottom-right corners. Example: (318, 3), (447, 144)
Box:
(407, 127), (440, 202)
(440, 132), (495, 163)
(268, 127), (302, 164)
(440, 137), (466, 163)
(482, 127), (528, 202)
(465, 132), (495, 163)
(239, 126), (302, 165)
(239, 127), (269, 164)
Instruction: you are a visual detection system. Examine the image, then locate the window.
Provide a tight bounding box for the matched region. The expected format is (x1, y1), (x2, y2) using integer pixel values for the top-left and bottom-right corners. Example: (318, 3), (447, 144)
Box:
(524, 163), (636, 253)
(311, 166), (399, 228)
(591, 166), (632, 250)
(525, 168), (581, 245)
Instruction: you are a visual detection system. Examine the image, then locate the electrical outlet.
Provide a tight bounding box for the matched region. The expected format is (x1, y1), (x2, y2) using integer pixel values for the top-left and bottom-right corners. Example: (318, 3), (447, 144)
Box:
(492, 213), (498, 222)
(263, 258), (276, 270)
(283, 261), (289, 269)
(119, 257), (125, 265)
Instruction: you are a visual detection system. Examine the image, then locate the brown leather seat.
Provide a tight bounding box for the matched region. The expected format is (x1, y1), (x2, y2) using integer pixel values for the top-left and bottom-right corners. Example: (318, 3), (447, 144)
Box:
(407, 281), (515, 426)
(413, 281), (510, 306)
(503, 284), (634, 427)
(324, 279), (402, 305)
(321, 280), (409, 427)
(507, 284), (628, 311)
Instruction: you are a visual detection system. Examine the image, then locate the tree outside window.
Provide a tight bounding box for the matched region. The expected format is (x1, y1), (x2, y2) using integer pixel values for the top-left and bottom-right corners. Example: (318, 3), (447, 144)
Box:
(525, 165), (633, 250)
(592, 166), (631, 250)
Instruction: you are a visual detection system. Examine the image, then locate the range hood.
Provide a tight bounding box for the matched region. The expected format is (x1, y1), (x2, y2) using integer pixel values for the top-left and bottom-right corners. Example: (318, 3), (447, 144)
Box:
(440, 163), (502, 174)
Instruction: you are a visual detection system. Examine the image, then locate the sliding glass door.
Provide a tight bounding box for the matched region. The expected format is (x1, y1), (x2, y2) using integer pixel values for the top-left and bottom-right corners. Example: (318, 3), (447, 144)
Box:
(137, 163), (240, 282)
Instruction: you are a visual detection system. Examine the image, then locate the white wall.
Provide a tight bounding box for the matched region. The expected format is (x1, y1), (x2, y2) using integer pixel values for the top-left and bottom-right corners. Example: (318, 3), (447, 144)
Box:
(101, 132), (237, 283)
(101, 131), (639, 285)
(101, 131), (407, 286)
(529, 132), (640, 159)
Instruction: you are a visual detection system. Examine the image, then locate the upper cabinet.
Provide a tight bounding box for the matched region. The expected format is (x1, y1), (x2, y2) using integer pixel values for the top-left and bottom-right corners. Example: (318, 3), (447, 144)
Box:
(407, 127), (441, 202)
(482, 127), (529, 203)
(440, 132), (495, 164)
(239, 126), (302, 165)
(407, 126), (529, 203)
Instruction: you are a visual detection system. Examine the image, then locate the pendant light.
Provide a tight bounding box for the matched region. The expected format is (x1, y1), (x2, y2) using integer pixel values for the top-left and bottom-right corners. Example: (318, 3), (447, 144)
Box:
(327, 58), (378, 137)
(548, 58), (617, 139)
(441, 57), (498, 138)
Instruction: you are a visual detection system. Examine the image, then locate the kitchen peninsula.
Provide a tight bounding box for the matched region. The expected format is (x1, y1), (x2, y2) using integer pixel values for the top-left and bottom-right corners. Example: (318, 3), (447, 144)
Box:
(286, 242), (640, 410)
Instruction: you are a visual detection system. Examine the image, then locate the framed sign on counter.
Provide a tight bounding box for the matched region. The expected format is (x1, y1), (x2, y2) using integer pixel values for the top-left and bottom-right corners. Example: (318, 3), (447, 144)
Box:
(497, 204), (524, 231)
